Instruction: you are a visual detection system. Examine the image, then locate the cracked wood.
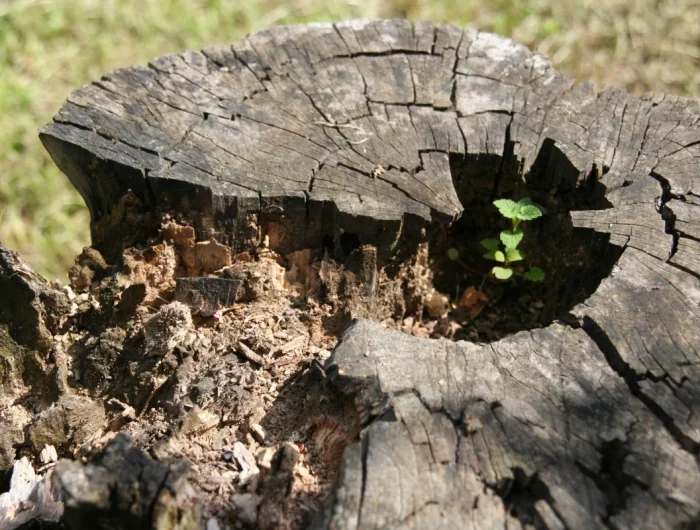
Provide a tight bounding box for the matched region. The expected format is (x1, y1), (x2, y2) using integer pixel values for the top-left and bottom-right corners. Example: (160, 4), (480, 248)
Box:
(38, 18), (700, 530)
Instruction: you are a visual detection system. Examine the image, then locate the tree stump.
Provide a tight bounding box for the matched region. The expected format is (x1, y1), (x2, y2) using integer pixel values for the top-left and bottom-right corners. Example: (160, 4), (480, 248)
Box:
(3, 19), (699, 529)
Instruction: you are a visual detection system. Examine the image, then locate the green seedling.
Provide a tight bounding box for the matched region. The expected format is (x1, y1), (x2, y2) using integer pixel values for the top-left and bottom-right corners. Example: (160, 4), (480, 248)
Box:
(481, 198), (545, 282)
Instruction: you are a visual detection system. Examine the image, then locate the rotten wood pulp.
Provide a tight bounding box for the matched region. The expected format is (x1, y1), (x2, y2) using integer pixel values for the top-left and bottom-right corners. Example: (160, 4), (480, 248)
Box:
(1, 18), (700, 530)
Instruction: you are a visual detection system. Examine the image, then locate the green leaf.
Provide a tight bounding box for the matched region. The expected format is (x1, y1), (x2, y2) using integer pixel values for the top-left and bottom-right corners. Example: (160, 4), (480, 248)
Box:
(493, 199), (519, 219)
(524, 266), (546, 282)
(447, 248), (460, 260)
(492, 266), (513, 280)
(494, 250), (505, 262)
(506, 248), (524, 262)
(500, 229), (523, 250)
(480, 238), (501, 251)
(483, 251), (497, 261)
(518, 204), (543, 221)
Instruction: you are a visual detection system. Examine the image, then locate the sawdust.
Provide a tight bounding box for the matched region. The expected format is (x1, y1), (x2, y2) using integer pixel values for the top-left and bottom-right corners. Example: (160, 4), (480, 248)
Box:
(1, 211), (559, 529)
(2, 218), (366, 529)
(122, 243), (178, 302)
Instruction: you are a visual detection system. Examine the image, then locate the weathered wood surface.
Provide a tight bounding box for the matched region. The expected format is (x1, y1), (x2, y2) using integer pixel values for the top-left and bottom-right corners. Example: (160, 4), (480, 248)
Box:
(55, 433), (199, 530)
(0, 433), (198, 530)
(28, 18), (700, 529)
(0, 456), (62, 530)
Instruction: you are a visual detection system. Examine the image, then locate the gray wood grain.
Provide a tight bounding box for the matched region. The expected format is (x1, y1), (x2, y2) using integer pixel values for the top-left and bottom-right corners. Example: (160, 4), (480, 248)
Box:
(38, 19), (700, 529)
(322, 317), (700, 529)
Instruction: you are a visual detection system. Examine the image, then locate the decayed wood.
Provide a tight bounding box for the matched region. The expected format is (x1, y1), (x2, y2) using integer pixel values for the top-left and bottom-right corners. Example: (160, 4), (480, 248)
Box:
(31, 18), (700, 529)
(0, 457), (62, 530)
(54, 433), (199, 530)
(0, 246), (70, 353)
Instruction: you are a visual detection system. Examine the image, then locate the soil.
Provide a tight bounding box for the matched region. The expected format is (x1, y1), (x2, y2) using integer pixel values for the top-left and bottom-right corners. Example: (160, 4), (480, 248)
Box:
(421, 198), (622, 343)
(1, 168), (621, 528)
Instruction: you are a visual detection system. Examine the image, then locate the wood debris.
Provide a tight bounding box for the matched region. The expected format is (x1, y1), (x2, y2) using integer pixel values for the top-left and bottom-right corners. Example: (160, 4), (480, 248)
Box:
(238, 341), (266, 367)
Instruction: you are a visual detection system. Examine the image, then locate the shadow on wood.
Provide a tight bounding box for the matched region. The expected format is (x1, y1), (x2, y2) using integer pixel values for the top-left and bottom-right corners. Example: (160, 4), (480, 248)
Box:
(1, 18), (698, 530)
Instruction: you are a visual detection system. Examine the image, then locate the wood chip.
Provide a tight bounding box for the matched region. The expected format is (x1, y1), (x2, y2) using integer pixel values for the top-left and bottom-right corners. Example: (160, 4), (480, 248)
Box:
(237, 342), (266, 366)
(39, 445), (58, 465)
(277, 335), (309, 354)
(250, 424), (266, 444)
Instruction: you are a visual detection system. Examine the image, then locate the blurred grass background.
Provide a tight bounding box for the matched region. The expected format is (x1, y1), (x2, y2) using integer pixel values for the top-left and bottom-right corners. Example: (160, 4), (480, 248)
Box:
(1, 0), (698, 280)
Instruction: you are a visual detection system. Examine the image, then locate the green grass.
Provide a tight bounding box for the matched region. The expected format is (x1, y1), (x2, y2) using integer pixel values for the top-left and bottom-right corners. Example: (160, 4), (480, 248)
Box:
(1, 0), (698, 280)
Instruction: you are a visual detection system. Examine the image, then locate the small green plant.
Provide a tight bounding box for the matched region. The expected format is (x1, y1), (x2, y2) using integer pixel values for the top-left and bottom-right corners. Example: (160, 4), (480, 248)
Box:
(481, 198), (545, 282)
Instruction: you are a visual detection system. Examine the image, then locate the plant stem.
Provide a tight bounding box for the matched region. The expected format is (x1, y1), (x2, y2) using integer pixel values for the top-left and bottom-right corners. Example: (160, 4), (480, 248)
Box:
(456, 259), (489, 277)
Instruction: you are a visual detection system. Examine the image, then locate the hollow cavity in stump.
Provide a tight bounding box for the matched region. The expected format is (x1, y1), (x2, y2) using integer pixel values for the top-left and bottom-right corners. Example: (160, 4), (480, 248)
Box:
(422, 154), (621, 342)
